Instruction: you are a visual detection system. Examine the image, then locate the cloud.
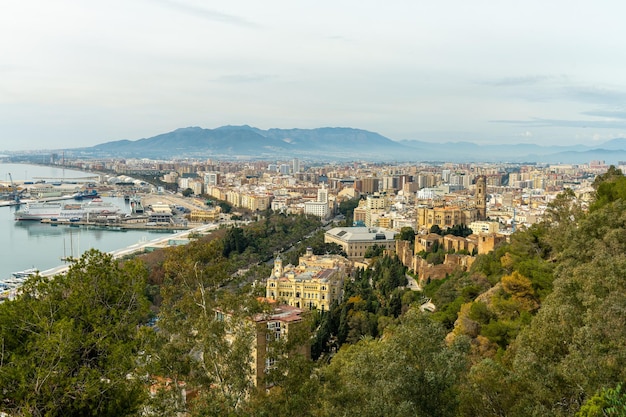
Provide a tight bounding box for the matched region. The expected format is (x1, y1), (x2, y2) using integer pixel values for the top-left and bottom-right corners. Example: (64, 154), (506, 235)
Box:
(326, 35), (352, 42)
(563, 86), (626, 106)
(152, 0), (259, 28)
(581, 109), (626, 119)
(482, 74), (566, 87)
(213, 73), (276, 83)
(491, 117), (626, 129)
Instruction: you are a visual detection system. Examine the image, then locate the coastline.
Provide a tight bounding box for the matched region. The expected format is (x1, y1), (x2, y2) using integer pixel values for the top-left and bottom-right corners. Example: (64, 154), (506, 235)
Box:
(1, 222), (220, 301)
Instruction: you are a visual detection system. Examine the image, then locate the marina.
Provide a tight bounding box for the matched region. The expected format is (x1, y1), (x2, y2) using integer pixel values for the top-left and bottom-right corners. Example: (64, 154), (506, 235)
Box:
(0, 163), (203, 292)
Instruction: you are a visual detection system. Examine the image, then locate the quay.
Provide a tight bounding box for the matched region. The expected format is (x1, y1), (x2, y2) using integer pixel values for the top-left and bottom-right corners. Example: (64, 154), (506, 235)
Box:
(39, 222), (219, 278)
(41, 218), (193, 231)
(1, 222), (220, 301)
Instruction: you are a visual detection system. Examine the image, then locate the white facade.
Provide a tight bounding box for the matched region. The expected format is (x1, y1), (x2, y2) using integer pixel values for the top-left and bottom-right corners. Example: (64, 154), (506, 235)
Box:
(469, 220), (500, 234)
(304, 201), (330, 218)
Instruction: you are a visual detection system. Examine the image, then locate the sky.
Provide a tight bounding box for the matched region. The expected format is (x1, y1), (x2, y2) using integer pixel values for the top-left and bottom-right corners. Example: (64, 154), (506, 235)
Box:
(2, 0), (626, 151)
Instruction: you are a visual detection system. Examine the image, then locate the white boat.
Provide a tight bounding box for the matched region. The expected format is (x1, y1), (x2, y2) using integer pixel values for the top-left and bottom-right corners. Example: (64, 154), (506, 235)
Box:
(11, 267), (38, 278)
(14, 198), (121, 221)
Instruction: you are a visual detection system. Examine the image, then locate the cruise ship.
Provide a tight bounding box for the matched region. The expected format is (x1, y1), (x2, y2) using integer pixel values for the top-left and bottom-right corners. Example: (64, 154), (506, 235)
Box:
(14, 198), (121, 221)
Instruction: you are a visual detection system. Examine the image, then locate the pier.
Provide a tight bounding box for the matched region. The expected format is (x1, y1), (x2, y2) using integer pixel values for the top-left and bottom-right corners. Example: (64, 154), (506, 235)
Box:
(38, 223), (219, 278)
(41, 217), (192, 231)
(2, 222), (220, 300)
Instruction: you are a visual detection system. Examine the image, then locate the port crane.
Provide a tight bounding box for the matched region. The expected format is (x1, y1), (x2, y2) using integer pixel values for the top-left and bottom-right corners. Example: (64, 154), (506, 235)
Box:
(7, 173), (25, 203)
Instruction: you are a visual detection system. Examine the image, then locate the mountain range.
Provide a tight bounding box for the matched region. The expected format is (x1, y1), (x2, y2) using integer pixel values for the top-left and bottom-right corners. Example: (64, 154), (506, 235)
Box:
(68, 125), (626, 164)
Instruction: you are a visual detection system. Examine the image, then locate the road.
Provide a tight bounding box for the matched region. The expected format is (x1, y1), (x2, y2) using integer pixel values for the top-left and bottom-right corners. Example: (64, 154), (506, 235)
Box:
(406, 274), (422, 291)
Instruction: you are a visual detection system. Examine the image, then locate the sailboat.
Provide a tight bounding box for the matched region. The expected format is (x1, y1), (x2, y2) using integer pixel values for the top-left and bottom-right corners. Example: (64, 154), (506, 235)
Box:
(61, 229), (80, 262)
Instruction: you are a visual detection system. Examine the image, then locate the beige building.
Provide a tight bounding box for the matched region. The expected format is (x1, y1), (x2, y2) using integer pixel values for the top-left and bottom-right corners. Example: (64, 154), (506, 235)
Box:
(216, 303), (309, 389)
(417, 205), (479, 230)
(250, 304), (309, 389)
(353, 200), (367, 225)
(149, 202), (172, 214)
(242, 193), (272, 211)
(265, 249), (350, 312)
(29, 185), (64, 199)
(468, 220), (500, 234)
(470, 233), (508, 255)
(325, 226), (397, 260)
(189, 206), (221, 223)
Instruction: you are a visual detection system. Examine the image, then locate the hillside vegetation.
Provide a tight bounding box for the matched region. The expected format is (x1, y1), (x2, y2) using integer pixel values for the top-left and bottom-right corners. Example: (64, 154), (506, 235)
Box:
(2, 171), (626, 416)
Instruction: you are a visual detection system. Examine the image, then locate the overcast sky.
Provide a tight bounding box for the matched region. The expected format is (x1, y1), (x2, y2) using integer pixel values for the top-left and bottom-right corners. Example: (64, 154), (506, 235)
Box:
(2, 0), (626, 151)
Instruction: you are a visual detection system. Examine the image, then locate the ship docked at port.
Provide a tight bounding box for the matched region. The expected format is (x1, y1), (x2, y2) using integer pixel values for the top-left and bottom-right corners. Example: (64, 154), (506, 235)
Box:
(14, 198), (121, 221)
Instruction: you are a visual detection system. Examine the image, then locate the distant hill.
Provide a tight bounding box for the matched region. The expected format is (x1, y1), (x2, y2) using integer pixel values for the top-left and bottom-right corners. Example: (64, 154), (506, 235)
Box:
(76, 126), (410, 161)
(68, 126), (626, 163)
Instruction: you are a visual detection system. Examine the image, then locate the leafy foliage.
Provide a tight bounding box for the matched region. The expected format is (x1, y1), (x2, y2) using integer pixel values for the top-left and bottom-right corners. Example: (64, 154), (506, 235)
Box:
(319, 308), (469, 417)
(337, 197), (361, 226)
(444, 223), (474, 237)
(460, 184), (626, 416)
(0, 249), (150, 417)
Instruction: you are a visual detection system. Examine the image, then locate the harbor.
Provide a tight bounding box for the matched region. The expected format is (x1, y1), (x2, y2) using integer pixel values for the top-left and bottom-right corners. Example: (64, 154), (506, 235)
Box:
(1, 222), (220, 301)
(0, 163), (221, 295)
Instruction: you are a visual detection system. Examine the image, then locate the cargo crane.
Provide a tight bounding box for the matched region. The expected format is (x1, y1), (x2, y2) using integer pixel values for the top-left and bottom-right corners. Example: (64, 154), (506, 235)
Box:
(7, 173), (25, 203)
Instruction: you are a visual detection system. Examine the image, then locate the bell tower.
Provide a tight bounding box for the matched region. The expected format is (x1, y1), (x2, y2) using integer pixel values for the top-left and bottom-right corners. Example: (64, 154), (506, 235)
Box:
(476, 175), (487, 220)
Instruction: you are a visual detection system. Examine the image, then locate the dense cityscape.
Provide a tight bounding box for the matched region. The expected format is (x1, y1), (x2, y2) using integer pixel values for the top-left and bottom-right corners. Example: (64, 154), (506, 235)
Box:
(2, 152), (625, 415)
(3, 0), (626, 414)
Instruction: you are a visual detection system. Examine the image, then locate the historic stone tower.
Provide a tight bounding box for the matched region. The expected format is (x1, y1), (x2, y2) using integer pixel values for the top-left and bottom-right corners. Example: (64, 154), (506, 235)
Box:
(475, 175), (487, 220)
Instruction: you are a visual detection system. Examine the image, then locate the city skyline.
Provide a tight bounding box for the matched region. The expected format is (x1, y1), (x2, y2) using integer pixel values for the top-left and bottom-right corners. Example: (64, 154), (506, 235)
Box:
(3, 1), (626, 151)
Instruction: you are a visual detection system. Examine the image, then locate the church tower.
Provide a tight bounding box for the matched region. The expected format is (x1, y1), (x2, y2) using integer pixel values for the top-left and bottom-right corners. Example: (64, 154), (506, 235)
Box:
(476, 175), (487, 220)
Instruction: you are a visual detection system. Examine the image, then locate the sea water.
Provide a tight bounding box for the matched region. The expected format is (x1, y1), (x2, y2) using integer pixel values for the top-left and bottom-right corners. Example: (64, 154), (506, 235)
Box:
(0, 163), (175, 280)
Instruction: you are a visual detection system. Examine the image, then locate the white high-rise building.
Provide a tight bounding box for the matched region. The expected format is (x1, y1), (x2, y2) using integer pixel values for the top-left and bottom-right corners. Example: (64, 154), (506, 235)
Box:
(204, 172), (220, 186)
(317, 183), (328, 203)
(305, 183), (330, 219)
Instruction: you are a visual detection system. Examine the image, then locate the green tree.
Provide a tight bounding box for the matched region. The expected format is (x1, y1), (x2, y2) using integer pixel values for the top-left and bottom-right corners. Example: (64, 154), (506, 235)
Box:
(578, 383), (626, 417)
(218, 200), (232, 213)
(0, 249), (150, 417)
(364, 244), (385, 258)
(151, 240), (261, 415)
(462, 199), (626, 416)
(592, 165), (623, 189)
(319, 308), (469, 417)
(338, 197), (361, 226)
(396, 226), (416, 243)
(444, 223), (474, 237)
(430, 224), (443, 235)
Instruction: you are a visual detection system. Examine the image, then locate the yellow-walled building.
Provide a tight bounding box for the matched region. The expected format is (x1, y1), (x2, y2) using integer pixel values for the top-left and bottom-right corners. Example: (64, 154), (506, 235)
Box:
(265, 248), (351, 312)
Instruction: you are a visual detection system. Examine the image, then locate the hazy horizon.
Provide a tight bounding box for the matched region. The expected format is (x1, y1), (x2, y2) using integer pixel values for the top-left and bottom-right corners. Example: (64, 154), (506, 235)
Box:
(3, 1), (626, 151)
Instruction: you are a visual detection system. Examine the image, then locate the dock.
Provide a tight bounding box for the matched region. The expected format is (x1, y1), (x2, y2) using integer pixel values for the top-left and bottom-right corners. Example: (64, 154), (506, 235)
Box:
(41, 218), (192, 231)
(1, 222), (220, 301)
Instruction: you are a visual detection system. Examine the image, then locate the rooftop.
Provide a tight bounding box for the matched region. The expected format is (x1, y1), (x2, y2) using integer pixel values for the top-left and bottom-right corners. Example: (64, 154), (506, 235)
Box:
(326, 226), (397, 242)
